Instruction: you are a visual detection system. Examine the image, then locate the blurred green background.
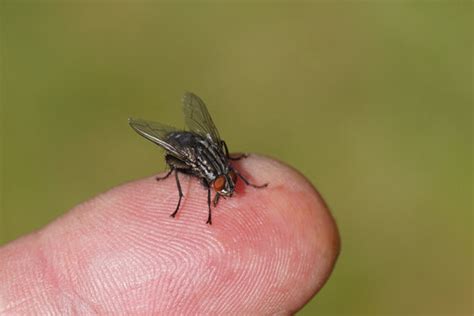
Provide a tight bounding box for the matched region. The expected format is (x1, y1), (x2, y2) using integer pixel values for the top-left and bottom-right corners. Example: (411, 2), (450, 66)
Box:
(1, 2), (472, 315)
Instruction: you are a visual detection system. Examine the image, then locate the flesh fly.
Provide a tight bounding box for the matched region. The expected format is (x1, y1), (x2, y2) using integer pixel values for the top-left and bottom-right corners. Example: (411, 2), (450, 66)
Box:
(129, 92), (267, 224)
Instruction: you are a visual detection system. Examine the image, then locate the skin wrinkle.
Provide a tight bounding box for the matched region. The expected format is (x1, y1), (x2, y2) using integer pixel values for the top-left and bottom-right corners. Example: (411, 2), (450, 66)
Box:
(35, 242), (61, 307)
(46, 204), (142, 313)
(42, 231), (105, 313)
(0, 155), (339, 314)
(78, 188), (223, 312)
(1, 238), (45, 312)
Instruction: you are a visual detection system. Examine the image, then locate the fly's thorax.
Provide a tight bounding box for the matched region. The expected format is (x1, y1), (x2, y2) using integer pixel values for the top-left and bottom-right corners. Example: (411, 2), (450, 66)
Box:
(192, 135), (229, 181)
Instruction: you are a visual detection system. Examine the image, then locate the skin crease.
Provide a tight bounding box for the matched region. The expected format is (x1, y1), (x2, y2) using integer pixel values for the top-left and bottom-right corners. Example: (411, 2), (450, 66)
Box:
(0, 155), (340, 315)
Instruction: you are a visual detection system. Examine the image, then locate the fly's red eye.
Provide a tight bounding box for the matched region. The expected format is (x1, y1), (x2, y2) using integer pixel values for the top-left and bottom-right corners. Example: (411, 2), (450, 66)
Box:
(213, 176), (226, 191)
(229, 170), (237, 183)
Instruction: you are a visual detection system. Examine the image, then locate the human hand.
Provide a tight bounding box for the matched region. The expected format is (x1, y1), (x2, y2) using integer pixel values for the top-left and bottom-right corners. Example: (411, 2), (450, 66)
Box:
(0, 155), (340, 314)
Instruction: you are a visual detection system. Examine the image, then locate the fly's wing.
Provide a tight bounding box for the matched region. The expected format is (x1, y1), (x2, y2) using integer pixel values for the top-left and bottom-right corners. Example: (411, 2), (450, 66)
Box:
(182, 92), (221, 143)
(129, 118), (183, 158)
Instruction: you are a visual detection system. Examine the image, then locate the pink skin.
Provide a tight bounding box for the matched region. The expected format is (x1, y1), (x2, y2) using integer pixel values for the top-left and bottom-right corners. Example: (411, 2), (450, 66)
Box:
(0, 155), (340, 314)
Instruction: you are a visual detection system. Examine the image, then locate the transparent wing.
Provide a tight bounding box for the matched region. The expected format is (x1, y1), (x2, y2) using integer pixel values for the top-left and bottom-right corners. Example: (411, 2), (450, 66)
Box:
(182, 92), (221, 143)
(129, 118), (183, 157)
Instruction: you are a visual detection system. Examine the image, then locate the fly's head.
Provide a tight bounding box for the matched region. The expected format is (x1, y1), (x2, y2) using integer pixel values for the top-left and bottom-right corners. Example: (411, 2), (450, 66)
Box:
(212, 169), (238, 197)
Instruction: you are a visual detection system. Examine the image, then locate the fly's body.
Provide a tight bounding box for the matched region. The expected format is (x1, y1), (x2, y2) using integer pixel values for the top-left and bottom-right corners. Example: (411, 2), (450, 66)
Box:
(166, 131), (229, 183)
(129, 92), (267, 224)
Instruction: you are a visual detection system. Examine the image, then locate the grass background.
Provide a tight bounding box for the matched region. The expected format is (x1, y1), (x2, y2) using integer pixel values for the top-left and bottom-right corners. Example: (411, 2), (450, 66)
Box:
(0, 2), (472, 315)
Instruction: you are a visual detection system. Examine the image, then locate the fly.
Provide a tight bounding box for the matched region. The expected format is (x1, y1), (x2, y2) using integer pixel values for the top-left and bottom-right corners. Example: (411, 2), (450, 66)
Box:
(129, 92), (268, 224)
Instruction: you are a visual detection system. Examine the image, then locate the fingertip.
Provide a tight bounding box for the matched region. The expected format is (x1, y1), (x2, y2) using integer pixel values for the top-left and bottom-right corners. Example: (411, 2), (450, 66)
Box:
(63, 154), (340, 312)
(0, 155), (340, 314)
(215, 154), (340, 310)
(73, 154), (340, 312)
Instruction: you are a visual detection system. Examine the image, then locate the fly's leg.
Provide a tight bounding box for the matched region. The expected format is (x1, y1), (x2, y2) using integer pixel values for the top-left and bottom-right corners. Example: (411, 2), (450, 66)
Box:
(170, 171), (184, 218)
(222, 140), (247, 161)
(156, 169), (173, 181)
(206, 186), (212, 225)
(229, 153), (248, 161)
(236, 170), (268, 189)
(222, 140), (230, 157)
(213, 193), (220, 207)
